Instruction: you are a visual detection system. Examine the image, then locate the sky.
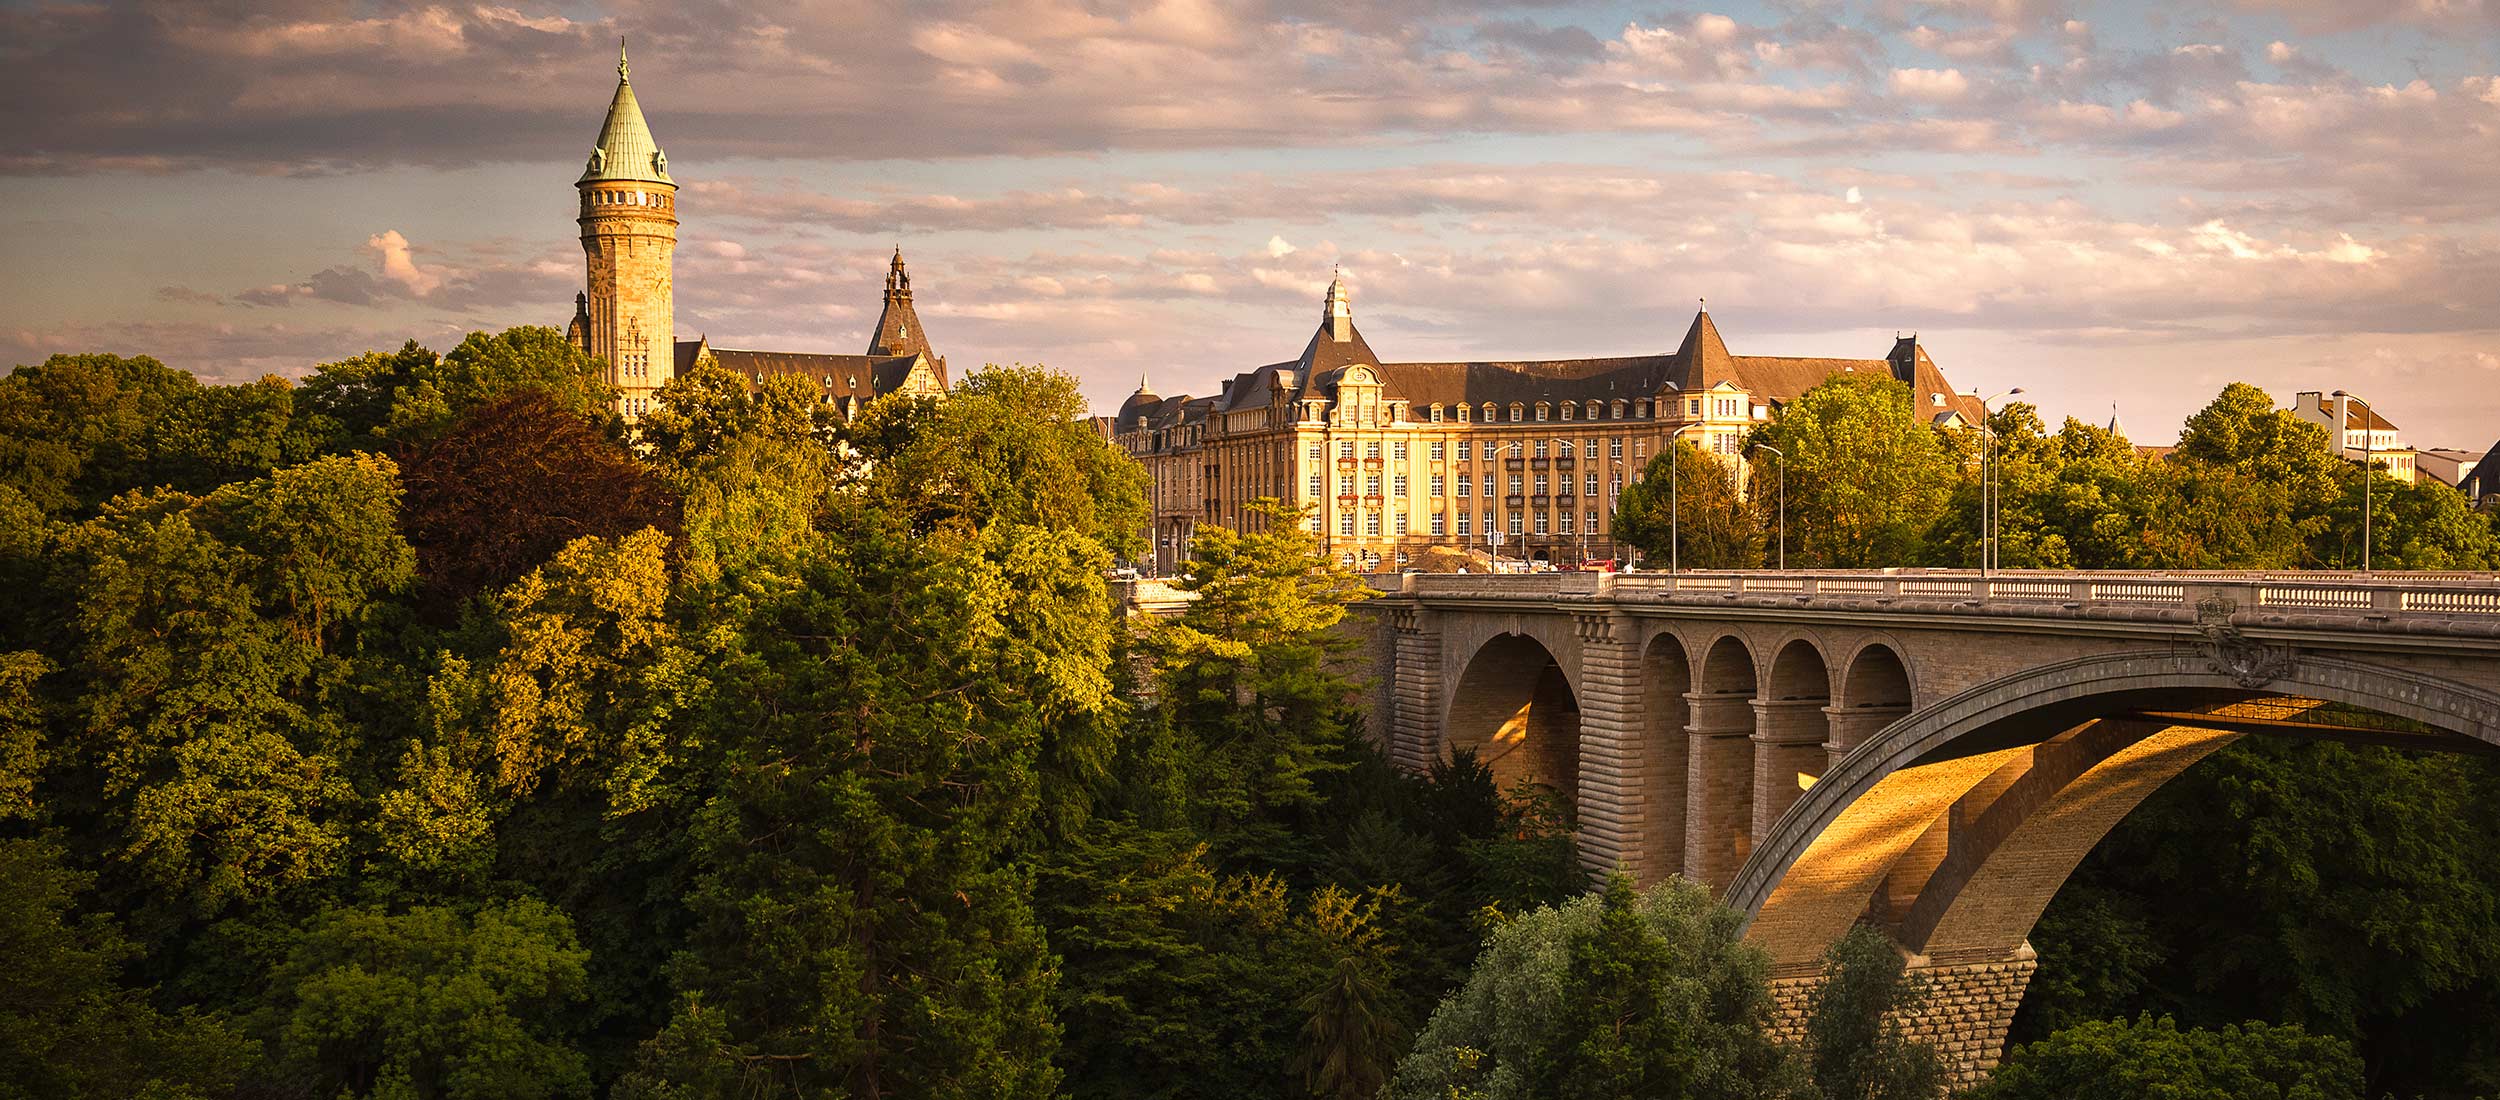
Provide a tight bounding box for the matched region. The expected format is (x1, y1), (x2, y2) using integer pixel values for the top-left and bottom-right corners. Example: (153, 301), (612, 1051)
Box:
(2, 0), (2496, 447)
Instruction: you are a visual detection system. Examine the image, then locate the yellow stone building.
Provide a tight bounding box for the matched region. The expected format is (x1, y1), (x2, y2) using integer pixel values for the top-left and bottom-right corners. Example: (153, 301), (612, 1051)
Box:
(565, 48), (947, 417)
(1110, 277), (1984, 573)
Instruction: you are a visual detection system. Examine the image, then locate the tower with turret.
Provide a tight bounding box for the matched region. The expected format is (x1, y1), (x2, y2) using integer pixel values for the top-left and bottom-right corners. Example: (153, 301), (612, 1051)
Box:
(574, 45), (676, 417)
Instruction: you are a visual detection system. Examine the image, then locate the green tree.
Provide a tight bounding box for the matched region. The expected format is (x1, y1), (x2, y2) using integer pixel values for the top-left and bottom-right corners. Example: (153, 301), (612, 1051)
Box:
(296, 327), (617, 448)
(1799, 926), (1943, 1100)
(0, 352), (199, 515)
(1743, 373), (1956, 567)
(621, 514), (1107, 1099)
(1390, 875), (1792, 1100)
(1611, 439), (1764, 568)
(62, 455), (414, 917)
(636, 359), (837, 475)
(849, 365), (1149, 557)
(1973, 1015), (2361, 1100)
(254, 899), (595, 1100)
(0, 838), (256, 1100)
(1149, 499), (1374, 866)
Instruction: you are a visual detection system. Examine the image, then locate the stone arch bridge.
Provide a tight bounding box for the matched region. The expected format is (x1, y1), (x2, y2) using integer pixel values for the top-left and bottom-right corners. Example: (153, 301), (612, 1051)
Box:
(1350, 569), (2500, 1084)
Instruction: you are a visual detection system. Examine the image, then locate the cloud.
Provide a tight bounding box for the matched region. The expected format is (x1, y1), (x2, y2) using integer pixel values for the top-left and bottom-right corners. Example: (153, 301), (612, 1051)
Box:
(366, 230), (441, 295)
(1888, 67), (1971, 101)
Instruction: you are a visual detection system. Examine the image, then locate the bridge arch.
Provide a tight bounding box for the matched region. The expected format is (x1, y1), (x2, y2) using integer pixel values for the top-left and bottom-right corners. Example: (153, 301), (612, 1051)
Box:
(1727, 650), (2500, 1083)
(1686, 634), (1761, 887)
(1831, 640), (1915, 768)
(1637, 632), (1695, 878)
(1444, 632), (1582, 803)
(1754, 639), (1834, 839)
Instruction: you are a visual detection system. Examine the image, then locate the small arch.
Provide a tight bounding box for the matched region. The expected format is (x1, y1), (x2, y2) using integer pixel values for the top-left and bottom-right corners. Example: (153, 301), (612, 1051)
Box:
(1840, 643), (1913, 710)
(1756, 640), (1835, 839)
(1767, 638), (1832, 701)
(1700, 635), (1758, 695)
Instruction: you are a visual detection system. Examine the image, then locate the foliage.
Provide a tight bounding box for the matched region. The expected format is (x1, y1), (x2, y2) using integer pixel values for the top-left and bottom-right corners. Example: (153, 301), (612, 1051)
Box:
(635, 358), (837, 474)
(848, 365), (1149, 557)
(0, 838), (255, 1100)
(298, 327), (617, 448)
(253, 899), (595, 1099)
(1390, 874), (1791, 1100)
(1149, 499), (1375, 865)
(0, 353), (312, 516)
(1798, 925), (1943, 1100)
(1974, 1015), (2362, 1100)
(2026, 737), (2500, 1097)
(397, 390), (680, 600)
(1742, 373), (1956, 567)
(1612, 439), (1764, 568)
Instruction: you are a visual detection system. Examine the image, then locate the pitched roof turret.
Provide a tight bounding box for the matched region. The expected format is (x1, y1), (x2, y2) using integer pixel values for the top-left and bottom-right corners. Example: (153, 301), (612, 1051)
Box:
(579, 42), (672, 186)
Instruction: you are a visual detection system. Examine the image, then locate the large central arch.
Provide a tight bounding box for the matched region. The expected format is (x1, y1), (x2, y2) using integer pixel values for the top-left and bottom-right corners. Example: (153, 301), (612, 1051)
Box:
(1445, 632), (1582, 802)
(1726, 649), (2500, 1082)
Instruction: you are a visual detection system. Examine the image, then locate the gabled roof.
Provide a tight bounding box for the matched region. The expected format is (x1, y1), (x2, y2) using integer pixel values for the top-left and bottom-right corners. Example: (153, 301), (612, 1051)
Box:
(2340, 403), (2400, 432)
(580, 46), (671, 186)
(678, 340), (925, 401)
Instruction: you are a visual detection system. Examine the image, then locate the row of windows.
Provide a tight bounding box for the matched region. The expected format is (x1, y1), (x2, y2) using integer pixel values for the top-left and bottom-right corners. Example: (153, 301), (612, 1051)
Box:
(584, 188), (673, 210)
(1323, 508), (1606, 536)
(1309, 438), (1644, 462)
(1422, 399), (1656, 424)
(1316, 471), (1627, 498)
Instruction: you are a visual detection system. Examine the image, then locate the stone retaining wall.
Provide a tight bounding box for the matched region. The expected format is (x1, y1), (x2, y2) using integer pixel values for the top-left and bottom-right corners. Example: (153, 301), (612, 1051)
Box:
(1766, 957), (2037, 1091)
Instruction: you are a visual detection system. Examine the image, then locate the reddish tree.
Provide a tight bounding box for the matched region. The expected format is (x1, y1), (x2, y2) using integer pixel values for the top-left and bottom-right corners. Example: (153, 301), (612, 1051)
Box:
(398, 390), (679, 600)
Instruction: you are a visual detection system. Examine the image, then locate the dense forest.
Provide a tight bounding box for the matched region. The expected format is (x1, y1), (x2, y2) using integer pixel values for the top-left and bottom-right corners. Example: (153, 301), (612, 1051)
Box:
(1, 331), (2494, 1099)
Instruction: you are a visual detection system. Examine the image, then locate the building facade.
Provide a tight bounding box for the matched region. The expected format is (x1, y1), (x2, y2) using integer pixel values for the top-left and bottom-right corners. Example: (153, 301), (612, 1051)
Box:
(566, 48), (946, 417)
(2293, 390), (2416, 483)
(1110, 278), (1983, 574)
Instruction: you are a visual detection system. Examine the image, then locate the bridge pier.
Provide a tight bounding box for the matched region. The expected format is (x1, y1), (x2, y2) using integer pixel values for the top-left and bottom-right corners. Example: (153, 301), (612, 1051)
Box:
(1750, 698), (1829, 842)
(1767, 950), (2038, 1090)
(1823, 704), (1907, 770)
(1387, 610), (1443, 771)
(1572, 615), (1647, 878)
(1684, 690), (1758, 889)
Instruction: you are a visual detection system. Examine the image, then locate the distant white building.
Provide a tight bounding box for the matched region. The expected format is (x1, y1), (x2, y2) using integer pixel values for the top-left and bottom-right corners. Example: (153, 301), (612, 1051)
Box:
(2293, 390), (2416, 484)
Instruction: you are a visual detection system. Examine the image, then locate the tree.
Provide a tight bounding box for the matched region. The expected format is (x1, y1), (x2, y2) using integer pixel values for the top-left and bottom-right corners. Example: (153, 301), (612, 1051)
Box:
(848, 365), (1149, 557)
(1390, 875), (1792, 1100)
(1149, 499), (1374, 866)
(296, 327), (617, 449)
(1743, 373), (1956, 568)
(62, 456), (413, 918)
(0, 352), (200, 515)
(1973, 1016), (2362, 1100)
(635, 358), (836, 475)
(397, 389), (679, 600)
(1611, 439), (1764, 568)
(1799, 926), (1944, 1100)
(254, 899), (595, 1100)
(0, 838), (255, 1100)
(621, 514), (1110, 1099)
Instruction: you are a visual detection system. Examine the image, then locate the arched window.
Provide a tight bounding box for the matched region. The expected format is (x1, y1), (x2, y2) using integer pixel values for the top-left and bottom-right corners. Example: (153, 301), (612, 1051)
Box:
(1429, 404), (1444, 423)
(1482, 403), (1497, 422)
(1509, 403), (1525, 422)
(1559, 403), (1574, 421)
(1535, 403), (1550, 422)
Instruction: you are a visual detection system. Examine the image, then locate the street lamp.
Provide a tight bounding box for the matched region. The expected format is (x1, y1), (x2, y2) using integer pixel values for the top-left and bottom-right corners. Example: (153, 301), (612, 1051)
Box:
(2332, 389), (2379, 572)
(1977, 388), (2025, 575)
(1755, 444), (1786, 571)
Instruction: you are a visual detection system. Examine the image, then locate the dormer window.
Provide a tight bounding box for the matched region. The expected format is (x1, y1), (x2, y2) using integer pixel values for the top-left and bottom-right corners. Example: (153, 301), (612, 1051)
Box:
(1509, 403), (1525, 422)
(1455, 404), (1469, 423)
(1429, 404), (1444, 423)
(1559, 403), (1573, 421)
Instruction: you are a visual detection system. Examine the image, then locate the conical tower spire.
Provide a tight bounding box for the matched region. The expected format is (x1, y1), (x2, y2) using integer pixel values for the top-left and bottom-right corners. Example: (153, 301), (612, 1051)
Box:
(868, 248), (931, 358)
(581, 43), (670, 184)
(1323, 267), (1352, 342)
(1674, 303), (1736, 389)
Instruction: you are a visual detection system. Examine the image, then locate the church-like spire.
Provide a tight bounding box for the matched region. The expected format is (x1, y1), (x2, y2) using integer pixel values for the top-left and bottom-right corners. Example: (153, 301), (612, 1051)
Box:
(868, 248), (931, 358)
(1323, 268), (1352, 342)
(1674, 303), (1736, 389)
(580, 41), (670, 185)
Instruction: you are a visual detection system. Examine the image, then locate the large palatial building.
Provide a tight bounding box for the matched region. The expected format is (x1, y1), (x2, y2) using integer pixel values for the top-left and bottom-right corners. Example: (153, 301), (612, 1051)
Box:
(1110, 277), (1983, 573)
(563, 48), (946, 418)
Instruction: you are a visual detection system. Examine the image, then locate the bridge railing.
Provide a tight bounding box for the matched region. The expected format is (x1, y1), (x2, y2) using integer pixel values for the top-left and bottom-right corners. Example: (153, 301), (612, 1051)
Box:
(1364, 569), (2500, 624)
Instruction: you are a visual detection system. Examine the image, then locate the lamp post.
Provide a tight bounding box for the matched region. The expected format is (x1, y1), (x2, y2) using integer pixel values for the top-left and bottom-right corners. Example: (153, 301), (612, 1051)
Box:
(1755, 444), (1786, 571)
(2332, 389), (2378, 572)
(1977, 387), (2025, 575)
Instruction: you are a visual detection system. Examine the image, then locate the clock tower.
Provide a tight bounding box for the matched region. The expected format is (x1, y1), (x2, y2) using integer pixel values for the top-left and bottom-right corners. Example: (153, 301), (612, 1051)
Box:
(574, 44), (676, 418)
